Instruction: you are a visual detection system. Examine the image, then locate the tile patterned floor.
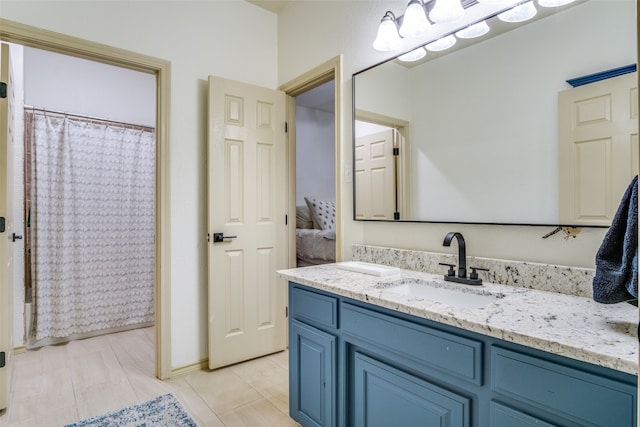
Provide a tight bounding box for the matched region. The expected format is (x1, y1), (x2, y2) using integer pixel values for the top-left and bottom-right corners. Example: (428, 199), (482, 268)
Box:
(0, 327), (298, 426)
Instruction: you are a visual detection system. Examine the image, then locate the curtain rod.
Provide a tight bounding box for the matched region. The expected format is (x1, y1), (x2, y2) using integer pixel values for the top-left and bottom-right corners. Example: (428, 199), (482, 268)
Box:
(23, 105), (155, 131)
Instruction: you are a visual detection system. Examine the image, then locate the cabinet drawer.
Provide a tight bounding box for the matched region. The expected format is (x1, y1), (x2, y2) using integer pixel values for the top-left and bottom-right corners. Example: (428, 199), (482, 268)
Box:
(342, 303), (482, 384)
(491, 346), (637, 426)
(490, 401), (557, 427)
(290, 285), (338, 329)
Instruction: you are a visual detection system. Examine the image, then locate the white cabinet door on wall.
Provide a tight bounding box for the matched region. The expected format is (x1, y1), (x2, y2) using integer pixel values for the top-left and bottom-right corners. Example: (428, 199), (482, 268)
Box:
(207, 76), (288, 369)
(559, 72), (638, 225)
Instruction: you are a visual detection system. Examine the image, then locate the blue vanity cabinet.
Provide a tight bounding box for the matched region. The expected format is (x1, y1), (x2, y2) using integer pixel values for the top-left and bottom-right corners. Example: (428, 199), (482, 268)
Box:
(353, 351), (470, 426)
(289, 286), (338, 427)
(287, 282), (638, 427)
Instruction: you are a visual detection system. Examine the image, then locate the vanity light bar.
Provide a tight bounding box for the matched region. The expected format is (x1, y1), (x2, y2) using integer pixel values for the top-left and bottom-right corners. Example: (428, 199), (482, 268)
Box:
(374, 0), (577, 55)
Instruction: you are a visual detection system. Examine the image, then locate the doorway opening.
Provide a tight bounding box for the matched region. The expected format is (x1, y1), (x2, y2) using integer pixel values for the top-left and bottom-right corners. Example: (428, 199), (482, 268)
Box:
(280, 56), (343, 268)
(18, 46), (157, 349)
(293, 81), (336, 267)
(1, 20), (171, 380)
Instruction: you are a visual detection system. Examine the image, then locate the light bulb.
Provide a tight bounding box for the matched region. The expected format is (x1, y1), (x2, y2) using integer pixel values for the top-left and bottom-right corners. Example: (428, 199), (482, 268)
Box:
(398, 47), (427, 62)
(455, 21), (490, 39)
(425, 35), (457, 52)
(429, 0), (465, 24)
(538, 0), (575, 6)
(498, 1), (537, 23)
(399, 0), (430, 38)
(373, 12), (402, 51)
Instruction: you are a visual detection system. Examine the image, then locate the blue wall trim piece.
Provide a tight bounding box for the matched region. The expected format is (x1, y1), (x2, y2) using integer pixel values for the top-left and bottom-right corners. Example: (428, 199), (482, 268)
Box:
(567, 64), (637, 87)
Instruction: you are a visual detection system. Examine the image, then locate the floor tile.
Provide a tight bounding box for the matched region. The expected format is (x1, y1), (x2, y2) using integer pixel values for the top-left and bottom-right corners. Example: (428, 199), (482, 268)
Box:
(218, 398), (300, 427)
(185, 368), (263, 414)
(6, 327), (296, 426)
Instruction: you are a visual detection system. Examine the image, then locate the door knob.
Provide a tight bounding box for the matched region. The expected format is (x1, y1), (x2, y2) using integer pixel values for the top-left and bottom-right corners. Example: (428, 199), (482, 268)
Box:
(212, 232), (237, 243)
(12, 233), (23, 242)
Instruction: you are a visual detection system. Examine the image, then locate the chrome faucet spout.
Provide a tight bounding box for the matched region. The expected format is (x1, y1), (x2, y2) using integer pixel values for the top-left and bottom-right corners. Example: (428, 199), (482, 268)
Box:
(443, 232), (466, 278)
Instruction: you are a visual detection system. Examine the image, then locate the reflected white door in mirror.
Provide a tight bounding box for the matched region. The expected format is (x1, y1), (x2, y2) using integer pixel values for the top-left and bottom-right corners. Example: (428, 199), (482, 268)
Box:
(558, 72), (638, 226)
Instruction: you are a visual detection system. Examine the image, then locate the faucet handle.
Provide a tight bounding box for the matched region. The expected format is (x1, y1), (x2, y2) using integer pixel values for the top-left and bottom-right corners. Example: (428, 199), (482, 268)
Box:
(438, 262), (456, 277)
(469, 266), (489, 280)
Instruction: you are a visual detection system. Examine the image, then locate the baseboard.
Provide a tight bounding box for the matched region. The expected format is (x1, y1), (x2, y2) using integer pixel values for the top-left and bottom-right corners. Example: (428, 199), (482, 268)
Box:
(171, 359), (209, 377)
(12, 346), (26, 355)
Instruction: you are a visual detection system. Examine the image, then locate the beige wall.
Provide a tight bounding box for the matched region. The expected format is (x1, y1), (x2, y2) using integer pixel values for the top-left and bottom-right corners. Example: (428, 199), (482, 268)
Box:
(278, 0), (636, 268)
(0, 0), (278, 368)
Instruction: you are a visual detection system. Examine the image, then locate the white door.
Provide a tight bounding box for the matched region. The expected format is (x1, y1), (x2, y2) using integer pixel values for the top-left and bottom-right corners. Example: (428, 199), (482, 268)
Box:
(0, 43), (16, 411)
(207, 76), (288, 369)
(559, 72), (638, 225)
(355, 129), (396, 220)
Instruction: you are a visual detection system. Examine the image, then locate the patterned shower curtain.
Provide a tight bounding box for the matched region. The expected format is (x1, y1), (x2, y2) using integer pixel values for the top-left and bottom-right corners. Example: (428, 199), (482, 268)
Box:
(27, 112), (155, 346)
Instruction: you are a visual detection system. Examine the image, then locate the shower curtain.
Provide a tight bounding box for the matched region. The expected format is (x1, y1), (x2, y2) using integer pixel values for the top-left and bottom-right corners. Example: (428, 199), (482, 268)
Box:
(26, 112), (155, 347)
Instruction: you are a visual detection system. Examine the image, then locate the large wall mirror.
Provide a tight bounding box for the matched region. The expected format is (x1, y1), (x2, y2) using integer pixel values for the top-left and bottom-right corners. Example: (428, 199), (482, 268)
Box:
(353, 0), (637, 226)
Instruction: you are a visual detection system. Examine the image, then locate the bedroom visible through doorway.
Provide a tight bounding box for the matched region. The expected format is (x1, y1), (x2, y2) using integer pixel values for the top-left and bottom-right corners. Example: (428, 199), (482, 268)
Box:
(294, 81), (336, 267)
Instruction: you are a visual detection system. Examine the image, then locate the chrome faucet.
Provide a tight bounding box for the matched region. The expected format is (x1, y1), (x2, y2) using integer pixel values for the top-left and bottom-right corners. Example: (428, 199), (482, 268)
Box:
(440, 232), (488, 286)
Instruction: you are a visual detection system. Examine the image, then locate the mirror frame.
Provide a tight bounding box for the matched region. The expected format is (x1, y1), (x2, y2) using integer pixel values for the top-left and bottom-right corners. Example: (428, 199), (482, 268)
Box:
(352, 0), (631, 229)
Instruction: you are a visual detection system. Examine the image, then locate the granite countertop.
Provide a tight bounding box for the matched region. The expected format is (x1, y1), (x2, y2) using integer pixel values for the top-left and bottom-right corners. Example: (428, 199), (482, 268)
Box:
(278, 263), (639, 376)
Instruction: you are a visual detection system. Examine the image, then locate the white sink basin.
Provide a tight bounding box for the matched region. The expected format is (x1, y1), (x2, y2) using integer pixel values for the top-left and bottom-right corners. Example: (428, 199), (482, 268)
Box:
(336, 261), (401, 277)
(379, 280), (503, 309)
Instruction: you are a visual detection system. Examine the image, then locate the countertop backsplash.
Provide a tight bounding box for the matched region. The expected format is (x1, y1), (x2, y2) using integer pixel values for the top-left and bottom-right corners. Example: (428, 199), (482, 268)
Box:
(352, 244), (595, 298)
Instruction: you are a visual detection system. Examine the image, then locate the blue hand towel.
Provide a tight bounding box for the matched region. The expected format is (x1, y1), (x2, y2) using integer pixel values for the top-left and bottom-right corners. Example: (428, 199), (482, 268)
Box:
(592, 175), (638, 305)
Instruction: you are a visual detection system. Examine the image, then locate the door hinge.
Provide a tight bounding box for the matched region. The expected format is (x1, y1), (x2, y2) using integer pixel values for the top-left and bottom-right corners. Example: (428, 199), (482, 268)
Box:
(207, 233), (210, 242)
(285, 214), (288, 226)
(393, 147), (400, 156)
(394, 212), (400, 220)
(0, 217), (4, 233)
(285, 122), (288, 133)
(285, 307), (288, 318)
(0, 82), (6, 99)
(0, 351), (5, 368)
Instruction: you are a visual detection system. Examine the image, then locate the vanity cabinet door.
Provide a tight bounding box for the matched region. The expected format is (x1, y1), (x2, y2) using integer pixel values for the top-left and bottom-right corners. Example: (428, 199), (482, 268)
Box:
(353, 352), (470, 427)
(290, 319), (336, 427)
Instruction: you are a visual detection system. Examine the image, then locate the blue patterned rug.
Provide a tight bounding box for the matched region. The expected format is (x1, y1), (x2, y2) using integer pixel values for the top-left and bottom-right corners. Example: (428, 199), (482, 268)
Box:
(65, 393), (198, 426)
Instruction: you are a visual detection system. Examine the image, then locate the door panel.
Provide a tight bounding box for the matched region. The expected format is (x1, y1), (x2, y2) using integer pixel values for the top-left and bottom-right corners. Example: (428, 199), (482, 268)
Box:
(207, 76), (287, 369)
(354, 129), (396, 220)
(559, 72), (638, 225)
(0, 42), (15, 411)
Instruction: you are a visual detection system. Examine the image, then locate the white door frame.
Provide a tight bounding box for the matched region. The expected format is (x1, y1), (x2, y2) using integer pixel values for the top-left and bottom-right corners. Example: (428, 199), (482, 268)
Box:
(0, 19), (172, 380)
(280, 55), (343, 265)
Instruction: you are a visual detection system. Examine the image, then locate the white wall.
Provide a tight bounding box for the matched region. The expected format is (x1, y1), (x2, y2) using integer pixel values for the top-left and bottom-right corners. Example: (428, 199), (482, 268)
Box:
(354, 60), (410, 121)
(296, 105), (335, 205)
(407, 1), (634, 224)
(354, 121), (391, 138)
(23, 47), (156, 127)
(278, 0), (636, 269)
(0, 0), (278, 368)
